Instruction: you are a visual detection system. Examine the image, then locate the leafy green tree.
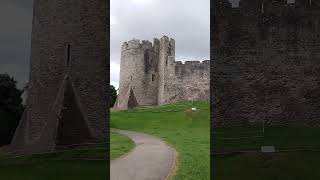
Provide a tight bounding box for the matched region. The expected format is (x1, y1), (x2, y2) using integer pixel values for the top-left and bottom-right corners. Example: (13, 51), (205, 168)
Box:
(110, 85), (118, 107)
(0, 74), (24, 146)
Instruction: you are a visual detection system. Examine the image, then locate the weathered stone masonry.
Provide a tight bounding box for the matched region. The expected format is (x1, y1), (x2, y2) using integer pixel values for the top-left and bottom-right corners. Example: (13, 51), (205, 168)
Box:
(114, 36), (210, 109)
(212, 0), (320, 126)
(10, 0), (108, 154)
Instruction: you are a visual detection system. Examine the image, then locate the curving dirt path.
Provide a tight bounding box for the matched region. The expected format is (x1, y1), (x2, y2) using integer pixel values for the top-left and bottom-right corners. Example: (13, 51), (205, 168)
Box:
(110, 129), (176, 180)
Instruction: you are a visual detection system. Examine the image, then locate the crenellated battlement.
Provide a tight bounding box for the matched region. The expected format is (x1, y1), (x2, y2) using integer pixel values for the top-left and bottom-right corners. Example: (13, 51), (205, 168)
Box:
(121, 38), (161, 52)
(174, 60), (210, 77)
(175, 60), (210, 65)
(217, 0), (320, 16)
(160, 36), (175, 47)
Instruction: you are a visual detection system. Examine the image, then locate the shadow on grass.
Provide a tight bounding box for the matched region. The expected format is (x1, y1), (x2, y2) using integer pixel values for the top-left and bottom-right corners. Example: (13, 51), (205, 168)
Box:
(0, 144), (108, 180)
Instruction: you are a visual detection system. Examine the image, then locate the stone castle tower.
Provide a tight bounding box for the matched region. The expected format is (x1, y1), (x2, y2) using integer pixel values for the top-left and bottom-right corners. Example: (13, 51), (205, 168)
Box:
(114, 36), (209, 109)
(10, 0), (108, 154)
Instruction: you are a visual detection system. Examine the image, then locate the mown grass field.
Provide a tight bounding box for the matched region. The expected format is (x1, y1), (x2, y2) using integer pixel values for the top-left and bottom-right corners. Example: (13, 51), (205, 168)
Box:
(213, 126), (320, 180)
(110, 132), (135, 160)
(214, 126), (320, 151)
(111, 101), (210, 180)
(0, 144), (108, 180)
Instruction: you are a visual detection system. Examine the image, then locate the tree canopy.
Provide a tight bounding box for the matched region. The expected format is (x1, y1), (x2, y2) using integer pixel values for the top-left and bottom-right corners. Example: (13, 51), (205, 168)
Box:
(0, 73), (24, 146)
(110, 85), (118, 107)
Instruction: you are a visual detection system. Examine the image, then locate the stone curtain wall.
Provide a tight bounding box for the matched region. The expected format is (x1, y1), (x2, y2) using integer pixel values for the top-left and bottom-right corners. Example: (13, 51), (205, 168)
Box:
(158, 36), (209, 105)
(164, 60), (210, 103)
(212, 0), (320, 127)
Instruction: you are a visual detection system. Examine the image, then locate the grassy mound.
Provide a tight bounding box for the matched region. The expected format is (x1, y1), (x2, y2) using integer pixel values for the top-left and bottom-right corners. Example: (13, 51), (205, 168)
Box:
(111, 101), (210, 180)
(0, 144), (108, 180)
(110, 132), (135, 160)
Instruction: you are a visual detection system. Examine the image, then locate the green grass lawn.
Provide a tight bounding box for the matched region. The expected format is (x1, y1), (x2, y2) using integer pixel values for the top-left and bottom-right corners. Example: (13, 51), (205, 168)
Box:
(213, 126), (320, 180)
(110, 132), (135, 160)
(214, 126), (320, 151)
(0, 144), (108, 180)
(111, 101), (210, 180)
(0, 146), (8, 159)
(214, 151), (320, 180)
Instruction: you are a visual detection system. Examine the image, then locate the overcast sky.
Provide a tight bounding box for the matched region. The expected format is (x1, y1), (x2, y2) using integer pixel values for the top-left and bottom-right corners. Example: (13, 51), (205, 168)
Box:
(111, 0), (211, 88)
(0, 0), (33, 89)
(0, 0), (243, 90)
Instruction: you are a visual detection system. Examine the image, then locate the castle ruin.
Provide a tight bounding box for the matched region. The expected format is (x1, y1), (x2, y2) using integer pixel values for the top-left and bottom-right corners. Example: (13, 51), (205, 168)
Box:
(213, 0), (320, 126)
(10, 0), (108, 154)
(114, 36), (209, 109)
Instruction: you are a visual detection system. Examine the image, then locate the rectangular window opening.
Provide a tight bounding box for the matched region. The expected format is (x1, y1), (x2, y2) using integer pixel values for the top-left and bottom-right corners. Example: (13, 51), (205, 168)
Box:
(67, 44), (71, 67)
(152, 74), (155, 81)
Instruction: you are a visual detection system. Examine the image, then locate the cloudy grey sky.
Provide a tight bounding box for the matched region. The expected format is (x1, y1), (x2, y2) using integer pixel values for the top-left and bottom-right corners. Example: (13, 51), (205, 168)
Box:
(0, 0), (33, 89)
(111, 0), (211, 89)
(0, 0), (243, 90)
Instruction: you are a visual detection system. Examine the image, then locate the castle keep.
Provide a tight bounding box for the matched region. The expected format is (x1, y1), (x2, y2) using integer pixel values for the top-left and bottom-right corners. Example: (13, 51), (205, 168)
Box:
(213, 0), (320, 126)
(11, 0), (108, 154)
(114, 36), (209, 109)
